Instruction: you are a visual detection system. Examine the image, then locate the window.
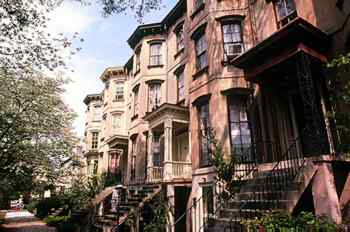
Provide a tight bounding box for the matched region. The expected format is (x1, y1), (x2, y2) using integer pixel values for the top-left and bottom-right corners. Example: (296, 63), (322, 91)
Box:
(112, 114), (121, 130)
(148, 83), (161, 112)
(198, 102), (211, 167)
(149, 43), (162, 66)
(274, 0), (297, 27)
(222, 21), (243, 61)
(177, 71), (185, 102)
(91, 132), (99, 149)
(133, 87), (139, 117)
(176, 25), (185, 52)
(130, 138), (137, 180)
(202, 186), (214, 218)
(93, 160), (98, 175)
(135, 48), (141, 73)
(115, 83), (124, 101)
(194, 34), (208, 71)
(93, 105), (102, 121)
(152, 136), (163, 167)
(228, 95), (252, 160)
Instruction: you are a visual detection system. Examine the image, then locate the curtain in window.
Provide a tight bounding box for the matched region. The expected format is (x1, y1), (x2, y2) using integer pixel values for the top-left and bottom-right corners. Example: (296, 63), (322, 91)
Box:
(149, 83), (161, 111)
(177, 72), (185, 101)
(228, 96), (252, 160)
(198, 103), (211, 166)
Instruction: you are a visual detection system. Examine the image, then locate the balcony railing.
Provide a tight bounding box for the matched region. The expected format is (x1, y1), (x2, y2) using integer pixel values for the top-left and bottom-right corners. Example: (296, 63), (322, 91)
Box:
(147, 166), (163, 183)
(171, 161), (192, 179)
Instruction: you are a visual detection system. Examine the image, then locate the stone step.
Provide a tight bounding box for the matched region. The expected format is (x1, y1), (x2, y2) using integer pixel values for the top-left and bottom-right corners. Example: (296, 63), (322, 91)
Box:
(236, 190), (298, 201)
(238, 181), (303, 193)
(225, 199), (291, 210)
(219, 208), (263, 219)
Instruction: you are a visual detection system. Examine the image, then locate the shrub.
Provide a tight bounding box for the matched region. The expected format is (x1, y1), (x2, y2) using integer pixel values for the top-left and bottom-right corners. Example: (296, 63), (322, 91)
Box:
(26, 200), (38, 213)
(35, 197), (63, 218)
(44, 215), (69, 226)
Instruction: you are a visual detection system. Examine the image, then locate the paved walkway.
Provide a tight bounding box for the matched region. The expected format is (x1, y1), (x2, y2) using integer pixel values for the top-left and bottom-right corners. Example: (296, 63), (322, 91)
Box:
(0, 211), (56, 232)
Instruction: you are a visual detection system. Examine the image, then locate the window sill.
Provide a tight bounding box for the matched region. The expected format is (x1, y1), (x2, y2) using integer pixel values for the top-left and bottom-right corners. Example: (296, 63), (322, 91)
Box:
(174, 48), (185, 59)
(113, 99), (125, 102)
(131, 114), (138, 121)
(192, 66), (208, 79)
(190, 3), (205, 19)
(148, 64), (164, 69)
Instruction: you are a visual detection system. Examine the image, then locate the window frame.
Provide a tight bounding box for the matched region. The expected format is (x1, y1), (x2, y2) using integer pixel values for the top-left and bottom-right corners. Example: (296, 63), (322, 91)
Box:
(176, 70), (185, 103)
(220, 20), (244, 62)
(115, 83), (124, 101)
(133, 86), (139, 118)
(112, 113), (122, 130)
(175, 23), (185, 53)
(227, 95), (252, 161)
(273, 0), (297, 28)
(148, 82), (162, 112)
(149, 42), (163, 67)
(194, 33), (208, 72)
(135, 47), (141, 74)
(197, 101), (211, 167)
(91, 132), (99, 149)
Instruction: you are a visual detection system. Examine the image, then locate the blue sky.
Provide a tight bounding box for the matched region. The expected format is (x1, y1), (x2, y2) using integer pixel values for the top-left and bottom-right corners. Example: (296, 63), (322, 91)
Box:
(48, 0), (177, 136)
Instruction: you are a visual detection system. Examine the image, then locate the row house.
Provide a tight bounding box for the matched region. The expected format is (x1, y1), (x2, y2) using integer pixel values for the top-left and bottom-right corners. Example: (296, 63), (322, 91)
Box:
(83, 0), (350, 231)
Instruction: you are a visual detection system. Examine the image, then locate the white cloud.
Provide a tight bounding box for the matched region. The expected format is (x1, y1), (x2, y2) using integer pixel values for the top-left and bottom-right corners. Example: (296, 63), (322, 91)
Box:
(47, 2), (97, 35)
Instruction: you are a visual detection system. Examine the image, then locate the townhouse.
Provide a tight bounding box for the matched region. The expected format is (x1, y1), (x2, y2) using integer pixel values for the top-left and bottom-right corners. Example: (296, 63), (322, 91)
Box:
(82, 0), (350, 231)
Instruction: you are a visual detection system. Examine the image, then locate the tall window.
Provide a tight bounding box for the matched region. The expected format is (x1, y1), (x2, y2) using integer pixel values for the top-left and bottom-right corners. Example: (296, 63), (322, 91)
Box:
(115, 83), (124, 101)
(133, 87), (139, 117)
(93, 105), (102, 121)
(202, 186), (214, 218)
(135, 48), (141, 73)
(222, 21), (243, 61)
(91, 132), (99, 149)
(149, 43), (162, 66)
(198, 102), (211, 167)
(228, 95), (252, 160)
(148, 83), (161, 112)
(131, 138), (137, 180)
(112, 114), (121, 130)
(176, 25), (185, 52)
(152, 136), (162, 167)
(194, 33), (208, 71)
(93, 160), (98, 175)
(274, 0), (297, 27)
(177, 71), (185, 102)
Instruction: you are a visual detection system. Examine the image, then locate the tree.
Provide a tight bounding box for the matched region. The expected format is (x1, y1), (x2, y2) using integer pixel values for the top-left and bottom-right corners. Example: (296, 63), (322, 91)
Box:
(327, 52), (350, 152)
(0, 70), (77, 206)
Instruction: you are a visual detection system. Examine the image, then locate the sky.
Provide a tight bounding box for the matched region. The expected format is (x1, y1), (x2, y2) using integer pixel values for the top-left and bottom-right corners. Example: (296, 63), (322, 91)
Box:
(47, 0), (177, 137)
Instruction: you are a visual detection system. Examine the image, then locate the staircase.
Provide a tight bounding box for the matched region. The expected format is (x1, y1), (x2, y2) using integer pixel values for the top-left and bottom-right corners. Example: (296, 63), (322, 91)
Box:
(206, 137), (317, 232)
(94, 183), (161, 231)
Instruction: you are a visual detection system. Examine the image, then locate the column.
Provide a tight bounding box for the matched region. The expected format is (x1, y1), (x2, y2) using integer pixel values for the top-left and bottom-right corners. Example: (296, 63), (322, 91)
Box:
(164, 118), (173, 181)
(147, 129), (153, 182)
(312, 162), (342, 224)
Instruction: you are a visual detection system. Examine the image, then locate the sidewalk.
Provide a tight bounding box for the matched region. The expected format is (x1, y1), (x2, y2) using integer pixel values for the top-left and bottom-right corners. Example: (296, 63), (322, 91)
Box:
(0, 210), (56, 232)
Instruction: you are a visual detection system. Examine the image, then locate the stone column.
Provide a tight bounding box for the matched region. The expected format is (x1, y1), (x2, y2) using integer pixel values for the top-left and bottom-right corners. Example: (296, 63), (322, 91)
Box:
(312, 162), (342, 224)
(147, 129), (153, 182)
(167, 184), (175, 232)
(164, 119), (173, 181)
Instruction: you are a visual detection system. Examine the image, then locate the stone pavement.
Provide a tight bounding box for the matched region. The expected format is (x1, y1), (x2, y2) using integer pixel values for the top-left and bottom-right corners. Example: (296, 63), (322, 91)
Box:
(0, 211), (56, 232)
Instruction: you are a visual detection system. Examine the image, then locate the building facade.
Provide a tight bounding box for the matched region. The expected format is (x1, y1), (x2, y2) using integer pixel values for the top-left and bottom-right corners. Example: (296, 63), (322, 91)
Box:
(82, 0), (350, 231)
